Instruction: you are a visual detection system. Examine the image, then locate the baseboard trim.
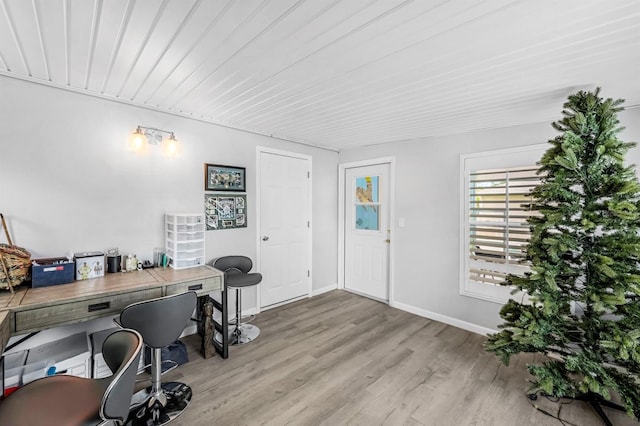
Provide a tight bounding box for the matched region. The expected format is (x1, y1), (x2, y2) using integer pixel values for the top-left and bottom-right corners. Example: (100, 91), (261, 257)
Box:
(391, 301), (496, 336)
(312, 283), (337, 296)
(182, 294), (495, 338)
(182, 323), (198, 337)
(260, 295), (308, 312)
(242, 307), (258, 316)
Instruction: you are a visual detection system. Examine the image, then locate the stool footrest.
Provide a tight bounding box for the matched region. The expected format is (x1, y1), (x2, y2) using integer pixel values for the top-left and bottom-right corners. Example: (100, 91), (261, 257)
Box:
(224, 324), (260, 345)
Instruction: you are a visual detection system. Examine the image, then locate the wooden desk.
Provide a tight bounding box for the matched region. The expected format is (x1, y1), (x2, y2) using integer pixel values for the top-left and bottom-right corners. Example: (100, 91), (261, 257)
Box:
(0, 266), (228, 359)
(0, 312), (9, 356)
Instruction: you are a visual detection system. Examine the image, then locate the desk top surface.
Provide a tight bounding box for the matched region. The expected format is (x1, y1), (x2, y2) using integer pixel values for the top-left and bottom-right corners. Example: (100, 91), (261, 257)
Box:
(0, 265), (222, 312)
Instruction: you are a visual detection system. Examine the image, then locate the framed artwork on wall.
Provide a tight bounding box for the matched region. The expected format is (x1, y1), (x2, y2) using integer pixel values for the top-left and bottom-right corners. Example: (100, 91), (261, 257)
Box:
(205, 164), (246, 192)
(204, 194), (247, 230)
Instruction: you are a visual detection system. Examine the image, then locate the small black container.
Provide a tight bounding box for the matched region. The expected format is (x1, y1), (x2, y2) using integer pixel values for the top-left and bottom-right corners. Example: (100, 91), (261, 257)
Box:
(106, 255), (121, 273)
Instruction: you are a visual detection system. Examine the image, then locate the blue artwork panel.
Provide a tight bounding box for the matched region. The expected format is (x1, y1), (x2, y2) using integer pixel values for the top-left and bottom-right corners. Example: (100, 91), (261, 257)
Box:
(355, 176), (379, 203)
(356, 205), (379, 230)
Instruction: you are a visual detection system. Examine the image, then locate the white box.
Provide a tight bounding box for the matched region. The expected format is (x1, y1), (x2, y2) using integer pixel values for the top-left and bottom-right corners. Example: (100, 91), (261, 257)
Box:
(74, 251), (105, 280)
(3, 350), (27, 393)
(23, 332), (91, 383)
(6, 362), (50, 392)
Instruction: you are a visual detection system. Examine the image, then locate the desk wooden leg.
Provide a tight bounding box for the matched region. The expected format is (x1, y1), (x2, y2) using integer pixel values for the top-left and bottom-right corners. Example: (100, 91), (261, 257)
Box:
(219, 287), (228, 359)
(200, 298), (215, 359)
(200, 291), (229, 359)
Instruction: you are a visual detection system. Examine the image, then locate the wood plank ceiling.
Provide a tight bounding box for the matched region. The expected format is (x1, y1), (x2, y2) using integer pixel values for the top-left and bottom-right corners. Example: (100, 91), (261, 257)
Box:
(0, 0), (639, 151)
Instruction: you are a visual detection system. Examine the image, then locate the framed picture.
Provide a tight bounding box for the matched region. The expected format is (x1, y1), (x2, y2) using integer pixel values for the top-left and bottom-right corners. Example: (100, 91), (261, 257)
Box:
(205, 164), (246, 192)
(205, 194), (247, 230)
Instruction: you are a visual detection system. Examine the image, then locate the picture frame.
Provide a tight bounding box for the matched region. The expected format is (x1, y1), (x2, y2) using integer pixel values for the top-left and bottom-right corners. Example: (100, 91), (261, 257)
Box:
(204, 164), (246, 192)
(204, 194), (247, 230)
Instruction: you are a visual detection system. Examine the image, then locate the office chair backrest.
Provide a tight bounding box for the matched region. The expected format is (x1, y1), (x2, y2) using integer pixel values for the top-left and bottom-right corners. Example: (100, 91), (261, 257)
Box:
(100, 328), (143, 423)
(119, 291), (197, 349)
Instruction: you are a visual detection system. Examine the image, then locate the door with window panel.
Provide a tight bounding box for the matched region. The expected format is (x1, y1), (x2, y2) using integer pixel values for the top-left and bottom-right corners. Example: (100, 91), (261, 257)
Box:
(344, 163), (390, 301)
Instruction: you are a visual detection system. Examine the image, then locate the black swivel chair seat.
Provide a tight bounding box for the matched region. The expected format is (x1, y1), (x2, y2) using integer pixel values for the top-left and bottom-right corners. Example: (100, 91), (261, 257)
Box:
(213, 256), (262, 345)
(0, 329), (143, 426)
(119, 291), (197, 426)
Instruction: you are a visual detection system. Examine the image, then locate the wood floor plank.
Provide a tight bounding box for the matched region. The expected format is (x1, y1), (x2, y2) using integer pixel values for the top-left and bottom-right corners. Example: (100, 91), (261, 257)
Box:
(162, 290), (639, 426)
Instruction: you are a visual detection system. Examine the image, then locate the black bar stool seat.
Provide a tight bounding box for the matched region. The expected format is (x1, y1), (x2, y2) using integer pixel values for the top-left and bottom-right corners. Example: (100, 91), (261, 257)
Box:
(213, 256), (262, 345)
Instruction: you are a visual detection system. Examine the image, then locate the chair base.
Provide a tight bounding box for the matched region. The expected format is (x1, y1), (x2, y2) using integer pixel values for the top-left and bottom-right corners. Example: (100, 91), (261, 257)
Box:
(216, 324), (260, 346)
(126, 381), (192, 426)
(231, 323), (260, 345)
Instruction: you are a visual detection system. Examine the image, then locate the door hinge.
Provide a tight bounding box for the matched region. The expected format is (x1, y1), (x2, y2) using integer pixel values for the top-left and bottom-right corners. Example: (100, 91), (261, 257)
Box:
(308, 270), (310, 277)
(307, 221), (310, 228)
(307, 171), (310, 178)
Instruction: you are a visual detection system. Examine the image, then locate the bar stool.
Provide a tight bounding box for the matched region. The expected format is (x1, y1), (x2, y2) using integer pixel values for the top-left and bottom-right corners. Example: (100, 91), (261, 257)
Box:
(213, 256), (262, 345)
(119, 291), (197, 425)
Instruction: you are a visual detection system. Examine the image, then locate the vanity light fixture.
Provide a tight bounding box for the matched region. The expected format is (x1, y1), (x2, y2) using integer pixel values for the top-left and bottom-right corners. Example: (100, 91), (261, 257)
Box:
(129, 125), (181, 156)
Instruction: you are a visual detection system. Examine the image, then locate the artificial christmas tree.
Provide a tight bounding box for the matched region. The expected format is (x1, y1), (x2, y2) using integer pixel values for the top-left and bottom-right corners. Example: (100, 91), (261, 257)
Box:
(485, 88), (640, 424)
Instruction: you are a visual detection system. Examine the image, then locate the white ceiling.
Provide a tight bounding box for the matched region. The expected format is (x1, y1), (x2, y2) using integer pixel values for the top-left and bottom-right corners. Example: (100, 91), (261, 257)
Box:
(1, 0), (639, 151)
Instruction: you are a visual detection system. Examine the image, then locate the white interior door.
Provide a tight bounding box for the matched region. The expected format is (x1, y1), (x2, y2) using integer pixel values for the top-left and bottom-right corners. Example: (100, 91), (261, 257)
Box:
(259, 150), (311, 308)
(344, 163), (390, 301)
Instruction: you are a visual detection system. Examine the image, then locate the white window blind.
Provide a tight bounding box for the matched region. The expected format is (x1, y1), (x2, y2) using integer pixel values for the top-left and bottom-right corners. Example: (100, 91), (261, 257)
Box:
(468, 166), (540, 285)
(460, 145), (546, 303)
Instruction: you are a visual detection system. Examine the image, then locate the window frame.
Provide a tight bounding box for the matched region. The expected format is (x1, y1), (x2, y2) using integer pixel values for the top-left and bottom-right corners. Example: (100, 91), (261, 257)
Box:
(459, 144), (547, 304)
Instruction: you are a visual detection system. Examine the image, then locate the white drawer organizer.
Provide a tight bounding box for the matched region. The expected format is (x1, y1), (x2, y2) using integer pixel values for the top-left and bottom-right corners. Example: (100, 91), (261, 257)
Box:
(165, 213), (206, 269)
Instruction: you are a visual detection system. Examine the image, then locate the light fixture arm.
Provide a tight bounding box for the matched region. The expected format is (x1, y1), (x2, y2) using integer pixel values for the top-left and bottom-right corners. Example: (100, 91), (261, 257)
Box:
(137, 125), (174, 135)
(135, 125), (178, 147)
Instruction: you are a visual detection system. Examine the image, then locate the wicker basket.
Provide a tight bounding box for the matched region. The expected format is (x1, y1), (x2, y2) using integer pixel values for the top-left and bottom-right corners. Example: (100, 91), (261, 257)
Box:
(0, 214), (31, 292)
(0, 244), (31, 288)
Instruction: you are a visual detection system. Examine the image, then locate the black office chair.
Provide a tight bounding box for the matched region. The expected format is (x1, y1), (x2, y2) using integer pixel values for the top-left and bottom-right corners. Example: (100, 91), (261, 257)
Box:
(0, 328), (143, 426)
(212, 255), (263, 345)
(119, 291), (197, 426)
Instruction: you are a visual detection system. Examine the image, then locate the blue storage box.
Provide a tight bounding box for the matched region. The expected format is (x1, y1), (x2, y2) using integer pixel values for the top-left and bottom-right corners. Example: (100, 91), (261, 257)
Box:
(31, 258), (75, 288)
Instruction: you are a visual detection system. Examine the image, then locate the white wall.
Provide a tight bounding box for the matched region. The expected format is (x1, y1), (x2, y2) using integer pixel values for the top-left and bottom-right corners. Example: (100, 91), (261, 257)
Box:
(4, 74), (639, 337)
(339, 107), (640, 331)
(0, 76), (339, 312)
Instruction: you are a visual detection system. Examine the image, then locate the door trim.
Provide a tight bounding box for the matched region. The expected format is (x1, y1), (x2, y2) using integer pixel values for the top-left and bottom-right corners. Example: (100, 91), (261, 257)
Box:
(256, 146), (313, 314)
(338, 157), (396, 305)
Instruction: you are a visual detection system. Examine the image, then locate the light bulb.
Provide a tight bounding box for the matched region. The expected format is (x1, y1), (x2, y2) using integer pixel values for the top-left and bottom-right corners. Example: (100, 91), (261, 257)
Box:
(163, 133), (179, 156)
(129, 127), (148, 151)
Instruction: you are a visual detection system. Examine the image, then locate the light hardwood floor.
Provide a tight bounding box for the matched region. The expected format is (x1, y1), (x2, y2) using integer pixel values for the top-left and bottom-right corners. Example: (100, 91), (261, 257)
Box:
(165, 290), (639, 426)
